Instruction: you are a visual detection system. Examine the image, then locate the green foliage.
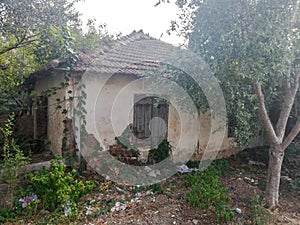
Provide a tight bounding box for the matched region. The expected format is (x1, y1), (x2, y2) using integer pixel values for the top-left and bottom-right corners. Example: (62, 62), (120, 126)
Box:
(0, 114), (29, 208)
(28, 155), (96, 212)
(72, 18), (120, 52)
(147, 139), (172, 164)
(0, 36), (39, 93)
(213, 159), (229, 176)
(250, 195), (270, 225)
(0, 207), (17, 223)
(184, 164), (233, 222)
(1, 0), (80, 65)
(151, 64), (208, 113)
(150, 183), (164, 194)
(215, 203), (235, 223)
(174, 0), (300, 147)
(0, 0), (82, 116)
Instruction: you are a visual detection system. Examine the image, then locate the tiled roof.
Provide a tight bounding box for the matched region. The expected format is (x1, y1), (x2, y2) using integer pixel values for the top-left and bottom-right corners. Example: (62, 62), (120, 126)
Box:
(25, 30), (177, 87)
(74, 30), (176, 76)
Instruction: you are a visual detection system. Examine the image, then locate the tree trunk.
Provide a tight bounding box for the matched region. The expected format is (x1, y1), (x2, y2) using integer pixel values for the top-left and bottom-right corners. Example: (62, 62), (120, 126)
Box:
(265, 144), (284, 208)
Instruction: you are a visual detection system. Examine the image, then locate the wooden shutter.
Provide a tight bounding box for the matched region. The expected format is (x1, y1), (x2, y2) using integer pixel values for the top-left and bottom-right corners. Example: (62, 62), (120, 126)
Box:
(133, 95), (168, 147)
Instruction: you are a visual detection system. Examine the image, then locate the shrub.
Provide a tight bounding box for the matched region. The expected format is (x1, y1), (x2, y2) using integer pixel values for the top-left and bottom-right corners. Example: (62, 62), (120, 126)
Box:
(185, 165), (234, 222)
(28, 155), (96, 212)
(147, 139), (172, 164)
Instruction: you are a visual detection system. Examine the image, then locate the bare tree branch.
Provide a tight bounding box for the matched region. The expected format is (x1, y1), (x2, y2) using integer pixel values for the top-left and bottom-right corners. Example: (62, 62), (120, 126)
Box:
(254, 81), (279, 144)
(282, 120), (300, 150)
(276, 71), (300, 142)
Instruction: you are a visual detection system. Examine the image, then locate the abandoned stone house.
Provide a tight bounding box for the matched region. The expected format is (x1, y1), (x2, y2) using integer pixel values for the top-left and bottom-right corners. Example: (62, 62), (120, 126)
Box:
(26, 30), (238, 164)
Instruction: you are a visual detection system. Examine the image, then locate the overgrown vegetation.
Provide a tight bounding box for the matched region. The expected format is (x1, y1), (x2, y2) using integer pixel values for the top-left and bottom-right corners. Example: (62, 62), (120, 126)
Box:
(0, 114), (29, 208)
(184, 163), (234, 222)
(147, 139), (172, 164)
(0, 1), (116, 218)
(173, 0), (300, 208)
(28, 156), (96, 212)
(250, 195), (271, 225)
(0, 156), (96, 222)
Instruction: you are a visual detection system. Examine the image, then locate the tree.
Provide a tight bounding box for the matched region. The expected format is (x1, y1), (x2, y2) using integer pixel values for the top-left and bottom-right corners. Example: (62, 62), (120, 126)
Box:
(174, 0), (300, 207)
(0, 0), (81, 58)
(0, 0), (82, 114)
(72, 18), (121, 52)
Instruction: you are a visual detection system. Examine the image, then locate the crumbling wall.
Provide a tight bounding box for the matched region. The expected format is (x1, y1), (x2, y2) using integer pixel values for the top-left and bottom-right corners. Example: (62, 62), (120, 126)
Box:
(34, 71), (73, 156)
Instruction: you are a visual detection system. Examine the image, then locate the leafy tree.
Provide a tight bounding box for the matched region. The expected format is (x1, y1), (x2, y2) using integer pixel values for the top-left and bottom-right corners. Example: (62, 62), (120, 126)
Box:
(0, 0), (81, 58)
(173, 0), (300, 207)
(0, 0), (82, 114)
(72, 18), (121, 52)
(0, 0), (119, 161)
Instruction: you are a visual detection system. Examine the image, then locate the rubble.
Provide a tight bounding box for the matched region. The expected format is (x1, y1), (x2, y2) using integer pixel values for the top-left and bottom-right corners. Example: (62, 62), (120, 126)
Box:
(111, 202), (127, 212)
(177, 164), (199, 173)
(248, 160), (266, 167)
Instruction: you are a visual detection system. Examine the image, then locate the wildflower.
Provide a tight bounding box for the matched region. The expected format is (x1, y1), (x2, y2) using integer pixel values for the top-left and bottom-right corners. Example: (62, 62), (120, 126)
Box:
(19, 194), (38, 208)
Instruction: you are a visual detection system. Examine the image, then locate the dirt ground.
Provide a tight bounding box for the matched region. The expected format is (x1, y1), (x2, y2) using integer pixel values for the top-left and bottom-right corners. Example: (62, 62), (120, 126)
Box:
(75, 150), (300, 225)
(3, 149), (300, 225)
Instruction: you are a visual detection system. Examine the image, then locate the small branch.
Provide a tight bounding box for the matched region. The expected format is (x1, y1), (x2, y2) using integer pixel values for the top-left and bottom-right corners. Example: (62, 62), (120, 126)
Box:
(0, 37), (37, 55)
(276, 71), (300, 142)
(282, 120), (300, 150)
(254, 81), (279, 144)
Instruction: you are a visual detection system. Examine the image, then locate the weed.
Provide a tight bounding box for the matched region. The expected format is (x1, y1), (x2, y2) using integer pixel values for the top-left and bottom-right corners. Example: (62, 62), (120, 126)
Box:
(250, 195), (270, 225)
(185, 164), (234, 222)
(213, 159), (229, 176)
(28, 155), (96, 213)
(0, 114), (29, 208)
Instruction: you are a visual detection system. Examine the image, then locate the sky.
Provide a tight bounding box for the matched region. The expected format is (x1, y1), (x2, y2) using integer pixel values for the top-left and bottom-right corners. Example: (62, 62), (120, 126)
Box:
(76, 0), (184, 46)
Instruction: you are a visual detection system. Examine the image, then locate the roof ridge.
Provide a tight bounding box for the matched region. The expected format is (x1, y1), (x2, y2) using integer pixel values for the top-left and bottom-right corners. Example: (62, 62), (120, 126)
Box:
(98, 30), (154, 55)
(118, 29), (155, 45)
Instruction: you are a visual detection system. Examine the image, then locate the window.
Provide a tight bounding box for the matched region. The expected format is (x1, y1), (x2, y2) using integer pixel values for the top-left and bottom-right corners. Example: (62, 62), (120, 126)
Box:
(133, 94), (169, 147)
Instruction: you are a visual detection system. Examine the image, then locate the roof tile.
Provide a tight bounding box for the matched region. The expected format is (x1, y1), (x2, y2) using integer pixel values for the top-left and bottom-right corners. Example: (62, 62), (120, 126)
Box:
(74, 30), (175, 76)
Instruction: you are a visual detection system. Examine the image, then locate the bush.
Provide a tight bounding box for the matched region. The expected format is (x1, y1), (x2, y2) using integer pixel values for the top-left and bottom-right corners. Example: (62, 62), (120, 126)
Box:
(147, 139), (172, 164)
(184, 164), (234, 222)
(28, 155), (96, 212)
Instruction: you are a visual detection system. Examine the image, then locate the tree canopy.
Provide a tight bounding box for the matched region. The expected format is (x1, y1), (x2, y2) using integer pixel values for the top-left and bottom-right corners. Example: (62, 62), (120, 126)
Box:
(0, 0), (82, 112)
(173, 0), (300, 207)
(173, 0), (300, 146)
(0, 0), (118, 114)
